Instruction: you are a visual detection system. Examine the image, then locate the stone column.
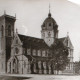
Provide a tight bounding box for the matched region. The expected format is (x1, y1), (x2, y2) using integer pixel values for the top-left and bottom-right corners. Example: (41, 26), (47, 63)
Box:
(43, 62), (47, 74)
(27, 61), (31, 74)
(38, 61), (42, 74)
(34, 63), (36, 73)
(49, 65), (51, 74)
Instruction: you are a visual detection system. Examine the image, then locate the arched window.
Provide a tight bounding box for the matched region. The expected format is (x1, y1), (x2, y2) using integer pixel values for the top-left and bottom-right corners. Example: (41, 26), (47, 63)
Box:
(42, 50), (46, 57)
(8, 25), (11, 36)
(38, 50), (41, 56)
(9, 62), (11, 72)
(33, 49), (36, 56)
(49, 23), (51, 26)
(13, 59), (15, 64)
(1, 25), (4, 37)
(27, 48), (31, 55)
(15, 47), (19, 54)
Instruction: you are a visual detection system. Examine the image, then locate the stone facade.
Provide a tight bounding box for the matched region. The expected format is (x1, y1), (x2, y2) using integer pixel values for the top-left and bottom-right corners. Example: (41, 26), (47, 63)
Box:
(0, 12), (74, 74)
(0, 14), (16, 73)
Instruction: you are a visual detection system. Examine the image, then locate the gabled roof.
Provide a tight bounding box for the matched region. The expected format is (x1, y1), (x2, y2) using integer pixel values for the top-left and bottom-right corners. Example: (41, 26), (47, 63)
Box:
(58, 36), (74, 49)
(18, 34), (49, 49)
(0, 14), (16, 21)
(58, 37), (66, 42)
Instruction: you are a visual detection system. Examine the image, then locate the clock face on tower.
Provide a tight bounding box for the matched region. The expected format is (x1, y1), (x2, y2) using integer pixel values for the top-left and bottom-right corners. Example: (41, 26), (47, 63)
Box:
(48, 32), (51, 37)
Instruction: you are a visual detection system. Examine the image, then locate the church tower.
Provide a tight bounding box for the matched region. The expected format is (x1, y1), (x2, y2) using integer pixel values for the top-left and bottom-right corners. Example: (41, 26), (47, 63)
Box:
(41, 9), (58, 46)
(0, 13), (16, 73)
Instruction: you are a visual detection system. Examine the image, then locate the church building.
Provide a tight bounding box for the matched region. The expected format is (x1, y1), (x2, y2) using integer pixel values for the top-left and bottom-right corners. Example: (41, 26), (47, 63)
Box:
(0, 10), (74, 74)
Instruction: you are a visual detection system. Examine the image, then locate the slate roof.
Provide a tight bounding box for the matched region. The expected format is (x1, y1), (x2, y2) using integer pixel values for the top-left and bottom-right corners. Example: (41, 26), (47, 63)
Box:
(43, 17), (57, 25)
(0, 14), (16, 21)
(53, 37), (66, 43)
(18, 34), (49, 49)
(58, 37), (66, 42)
(42, 13), (57, 25)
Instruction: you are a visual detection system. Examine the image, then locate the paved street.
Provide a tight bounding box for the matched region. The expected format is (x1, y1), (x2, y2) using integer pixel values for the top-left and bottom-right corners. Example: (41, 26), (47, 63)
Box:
(0, 74), (80, 80)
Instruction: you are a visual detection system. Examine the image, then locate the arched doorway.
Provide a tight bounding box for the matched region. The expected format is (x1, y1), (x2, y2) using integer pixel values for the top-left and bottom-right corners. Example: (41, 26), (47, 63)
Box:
(30, 63), (34, 74)
(12, 57), (18, 74)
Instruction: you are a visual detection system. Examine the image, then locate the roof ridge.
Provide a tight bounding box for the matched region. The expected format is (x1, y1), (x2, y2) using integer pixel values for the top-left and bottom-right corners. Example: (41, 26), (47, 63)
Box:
(18, 34), (42, 40)
(59, 37), (67, 39)
(18, 34), (49, 49)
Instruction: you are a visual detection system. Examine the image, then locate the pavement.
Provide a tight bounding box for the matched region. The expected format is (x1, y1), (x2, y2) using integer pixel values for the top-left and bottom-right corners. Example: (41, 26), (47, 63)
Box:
(0, 74), (80, 80)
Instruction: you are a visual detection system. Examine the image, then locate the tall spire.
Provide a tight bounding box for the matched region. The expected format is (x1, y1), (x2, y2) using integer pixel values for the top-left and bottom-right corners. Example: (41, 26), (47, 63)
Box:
(49, 3), (50, 13)
(48, 3), (51, 17)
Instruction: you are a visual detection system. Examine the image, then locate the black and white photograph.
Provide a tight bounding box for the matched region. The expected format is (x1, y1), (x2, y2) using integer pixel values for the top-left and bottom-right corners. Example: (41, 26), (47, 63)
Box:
(0, 0), (80, 80)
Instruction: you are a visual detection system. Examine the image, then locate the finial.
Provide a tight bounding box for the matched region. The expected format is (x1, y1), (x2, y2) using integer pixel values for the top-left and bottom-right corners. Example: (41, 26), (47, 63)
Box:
(48, 3), (51, 17)
(4, 10), (6, 15)
(49, 3), (50, 13)
(15, 13), (16, 18)
(67, 32), (69, 36)
(16, 28), (18, 34)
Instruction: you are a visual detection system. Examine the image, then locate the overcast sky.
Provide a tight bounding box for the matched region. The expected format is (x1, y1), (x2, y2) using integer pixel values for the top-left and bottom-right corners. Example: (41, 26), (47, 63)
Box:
(0, 0), (80, 61)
